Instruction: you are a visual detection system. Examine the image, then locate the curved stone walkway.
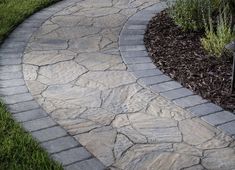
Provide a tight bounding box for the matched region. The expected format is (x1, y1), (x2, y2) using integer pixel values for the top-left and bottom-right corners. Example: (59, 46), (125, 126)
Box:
(1, 0), (235, 169)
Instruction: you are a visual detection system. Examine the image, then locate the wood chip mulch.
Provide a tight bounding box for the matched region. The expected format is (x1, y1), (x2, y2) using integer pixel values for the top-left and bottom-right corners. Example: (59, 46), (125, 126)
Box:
(144, 11), (235, 112)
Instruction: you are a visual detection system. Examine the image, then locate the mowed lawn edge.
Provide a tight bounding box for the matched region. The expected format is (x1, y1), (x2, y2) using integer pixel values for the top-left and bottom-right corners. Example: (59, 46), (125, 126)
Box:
(0, 0), (63, 169)
(0, 0), (60, 43)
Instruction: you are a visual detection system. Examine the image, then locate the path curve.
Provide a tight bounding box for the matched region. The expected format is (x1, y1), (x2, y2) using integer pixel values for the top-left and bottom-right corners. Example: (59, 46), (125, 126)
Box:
(1, 0), (235, 169)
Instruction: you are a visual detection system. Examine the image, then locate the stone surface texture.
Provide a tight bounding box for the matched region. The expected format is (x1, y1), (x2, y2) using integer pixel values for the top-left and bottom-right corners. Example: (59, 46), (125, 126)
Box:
(9, 0), (234, 169)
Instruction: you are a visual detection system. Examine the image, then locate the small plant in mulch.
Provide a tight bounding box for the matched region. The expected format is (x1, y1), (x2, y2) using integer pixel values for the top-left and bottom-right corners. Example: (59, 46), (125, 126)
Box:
(144, 0), (235, 112)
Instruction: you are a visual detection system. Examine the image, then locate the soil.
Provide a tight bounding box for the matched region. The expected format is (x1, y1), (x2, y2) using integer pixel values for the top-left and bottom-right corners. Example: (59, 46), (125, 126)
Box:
(144, 11), (235, 112)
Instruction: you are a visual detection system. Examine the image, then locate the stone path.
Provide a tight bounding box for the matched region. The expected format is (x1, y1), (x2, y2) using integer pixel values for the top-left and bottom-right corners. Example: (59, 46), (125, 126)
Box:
(1, 0), (235, 169)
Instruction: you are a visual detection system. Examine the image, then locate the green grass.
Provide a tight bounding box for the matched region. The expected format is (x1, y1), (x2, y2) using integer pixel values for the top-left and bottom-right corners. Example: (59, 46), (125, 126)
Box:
(0, 0), (63, 169)
(0, 0), (59, 42)
(0, 101), (63, 170)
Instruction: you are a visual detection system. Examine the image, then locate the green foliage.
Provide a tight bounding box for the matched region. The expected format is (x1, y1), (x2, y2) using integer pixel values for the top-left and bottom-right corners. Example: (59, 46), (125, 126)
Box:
(167, 0), (220, 31)
(0, 101), (63, 170)
(201, 6), (235, 57)
(0, 0), (59, 42)
(0, 0), (63, 168)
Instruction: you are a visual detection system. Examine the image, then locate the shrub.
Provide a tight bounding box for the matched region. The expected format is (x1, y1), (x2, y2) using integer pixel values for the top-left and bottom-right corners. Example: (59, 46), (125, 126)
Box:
(167, 0), (220, 31)
(201, 6), (235, 58)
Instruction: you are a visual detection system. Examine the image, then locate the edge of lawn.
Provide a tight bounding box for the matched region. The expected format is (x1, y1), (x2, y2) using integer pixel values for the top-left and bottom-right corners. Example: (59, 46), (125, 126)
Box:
(0, 0), (63, 169)
(0, 0), (61, 44)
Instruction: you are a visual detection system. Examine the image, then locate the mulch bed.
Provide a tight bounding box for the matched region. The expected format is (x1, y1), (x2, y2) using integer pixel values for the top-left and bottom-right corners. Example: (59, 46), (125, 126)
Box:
(144, 10), (235, 112)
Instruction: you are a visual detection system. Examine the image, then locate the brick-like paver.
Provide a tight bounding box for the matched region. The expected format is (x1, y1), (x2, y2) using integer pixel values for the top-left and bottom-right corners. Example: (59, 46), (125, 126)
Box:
(0, 86), (28, 96)
(119, 45), (146, 52)
(160, 87), (194, 100)
(150, 81), (182, 93)
(3, 93), (33, 104)
(121, 50), (148, 58)
(173, 95), (208, 108)
(13, 108), (48, 122)
(188, 103), (223, 117)
(32, 126), (67, 142)
(65, 158), (105, 170)
(0, 79), (25, 88)
(218, 121), (235, 135)
(52, 147), (91, 166)
(132, 69), (162, 78)
(138, 74), (171, 86)
(128, 63), (156, 71)
(202, 111), (235, 126)
(23, 117), (56, 132)
(41, 136), (80, 154)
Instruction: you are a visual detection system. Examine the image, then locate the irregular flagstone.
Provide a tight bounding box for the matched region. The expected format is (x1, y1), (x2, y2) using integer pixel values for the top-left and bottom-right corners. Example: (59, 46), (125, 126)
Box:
(76, 126), (117, 166)
(42, 84), (102, 108)
(78, 7), (121, 17)
(128, 113), (182, 143)
(80, 108), (115, 125)
(128, 112), (178, 129)
(173, 143), (202, 157)
(69, 35), (101, 53)
(60, 118), (103, 135)
(20, 0), (235, 169)
(125, 89), (156, 112)
(93, 13), (127, 28)
(56, 26), (102, 39)
(51, 15), (90, 27)
(99, 37), (114, 50)
(112, 114), (130, 128)
(118, 125), (148, 144)
(27, 38), (68, 51)
(75, 53), (123, 71)
(184, 165), (205, 170)
(101, 28), (120, 42)
(114, 144), (181, 170)
(108, 62), (127, 71)
(196, 132), (233, 150)
(30, 30), (61, 42)
(147, 96), (193, 121)
(179, 118), (219, 145)
(50, 107), (87, 120)
(34, 95), (57, 113)
(38, 61), (87, 85)
(202, 148), (235, 170)
(23, 64), (38, 81)
(114, 133), (133, 159)
(113, 0), (130, 8)
(78, 0), (113, 8)
(76, 71), (136, 90)
(120, 8), (138, 16)
(26, 80), (47, 95)
(54, 4), (83, 16)
(101, 84), (142, 114)
(101, 42), (119, 52)
(126, 152), (200, 170)
(35, 23), (59, 35)
(23, 50), (76, 66)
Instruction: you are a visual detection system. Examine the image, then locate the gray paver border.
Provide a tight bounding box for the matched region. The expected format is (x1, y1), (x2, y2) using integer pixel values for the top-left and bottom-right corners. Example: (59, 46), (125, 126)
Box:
(0, 0), (105, 169)
(119, 1), (235, 139)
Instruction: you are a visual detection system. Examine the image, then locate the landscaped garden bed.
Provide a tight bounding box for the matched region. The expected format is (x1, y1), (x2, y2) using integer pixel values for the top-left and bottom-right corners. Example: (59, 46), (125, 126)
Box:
(144, 0), (235, 112)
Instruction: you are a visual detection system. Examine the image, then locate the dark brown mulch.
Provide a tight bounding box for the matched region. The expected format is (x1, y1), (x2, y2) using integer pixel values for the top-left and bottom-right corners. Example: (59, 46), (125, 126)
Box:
(144, 10), (235, 112)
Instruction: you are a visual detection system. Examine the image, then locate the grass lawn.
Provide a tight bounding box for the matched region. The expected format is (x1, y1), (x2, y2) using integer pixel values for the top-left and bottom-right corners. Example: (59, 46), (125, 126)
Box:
(0, 102), (63, 169)
(0, 0), (59, 42)
(0, 0), (63, 169)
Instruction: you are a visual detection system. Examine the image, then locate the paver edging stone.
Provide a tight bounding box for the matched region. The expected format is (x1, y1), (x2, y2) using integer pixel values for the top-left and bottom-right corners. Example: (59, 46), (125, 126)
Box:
(119, 1), (235, 139)
(0, 0), (105, 169)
